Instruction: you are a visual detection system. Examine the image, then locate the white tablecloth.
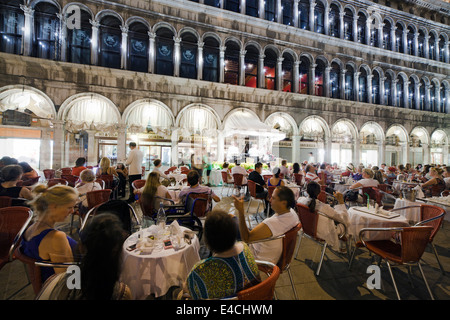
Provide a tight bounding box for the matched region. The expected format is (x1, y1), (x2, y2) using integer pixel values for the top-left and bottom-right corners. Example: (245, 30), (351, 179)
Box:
(120, 226), (200, 299)
(348, 207), (410, 241)
(208, 170), (222, 186)
(333, 183), (352, 193)
(393, 198), (422, 224)
(284, 182), (301, 200)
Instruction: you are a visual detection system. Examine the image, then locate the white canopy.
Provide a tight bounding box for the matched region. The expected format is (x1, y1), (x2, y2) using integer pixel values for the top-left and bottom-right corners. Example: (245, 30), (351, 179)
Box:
(126, 102), (173, 137)
(64, 97), (120, 133)
(0, 90), (54, 119)
(224, 110), (286, 140)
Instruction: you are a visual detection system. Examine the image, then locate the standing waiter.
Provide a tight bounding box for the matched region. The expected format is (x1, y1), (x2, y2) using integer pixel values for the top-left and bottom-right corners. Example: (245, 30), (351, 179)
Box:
(125, 142), (143, 203)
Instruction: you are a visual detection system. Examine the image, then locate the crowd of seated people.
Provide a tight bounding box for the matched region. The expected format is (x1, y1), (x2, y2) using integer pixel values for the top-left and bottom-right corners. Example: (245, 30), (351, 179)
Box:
(1, 152), (449, 301)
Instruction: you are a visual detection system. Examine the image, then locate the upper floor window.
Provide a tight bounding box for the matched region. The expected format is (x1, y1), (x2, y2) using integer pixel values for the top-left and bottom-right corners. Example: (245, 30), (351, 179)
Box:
(344, 65), (354, 101)
(33, 2), (60, 60)
(67, 9), (91, 65)
(330, 62), (340, 99)
(204, 0), (220, 7)
(265, 0), (277, 22)
(343, 9), (353, 41)
(99, 15), (121, 69)
(225, 0), (240, 13)
(299, 56), (310, 94)
(282, 0), (294, 26)
(180, 33), (197, 79)
(315, 60), (326, 96)
(357, 13), (367, 44)
(0, 0), (24, 55)
(245, 45), (259, 88)
(203, 37), (219, 82)
(128, 22), (149, 73)
(383, 20), (392, 50)
(314, 2), (325, 34)
(372, 71), (381, 105)
(329, 5), (340, 38)
(155, 28), (174, 76)
(246, 0), (259, 18)
(224, 41), (240, 85)
(282, 53), (293, 92)
(264, 49), (277, 90)
(298, 0), (309, 30)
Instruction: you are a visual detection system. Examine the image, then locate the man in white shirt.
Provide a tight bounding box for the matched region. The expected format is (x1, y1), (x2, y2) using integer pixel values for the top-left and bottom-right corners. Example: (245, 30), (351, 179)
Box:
(125, 142), (144, 203)
(234, 186), (299, 264)
(231, 160), (248, 185)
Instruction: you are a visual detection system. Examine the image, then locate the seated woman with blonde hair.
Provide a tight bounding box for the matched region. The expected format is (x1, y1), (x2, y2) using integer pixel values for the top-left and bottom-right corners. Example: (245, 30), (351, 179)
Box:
(135, 171), (172, 209)
(20, 185), (79, 283)
(96, 157), (118, 177)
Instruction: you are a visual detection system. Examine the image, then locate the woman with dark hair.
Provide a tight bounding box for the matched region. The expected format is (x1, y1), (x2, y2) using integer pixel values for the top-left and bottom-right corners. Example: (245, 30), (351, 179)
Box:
(297, 181), (349, 252)
(184, 210), (260, 300)
(18, 161), (39, 180)
(268, 167), (285, 187)
(292, 162), (301, 174)
(115, 163), (128, 198)
(0, 164), (33, 199)
(71, 157), (87, 177)
(36, 213), (131, 300)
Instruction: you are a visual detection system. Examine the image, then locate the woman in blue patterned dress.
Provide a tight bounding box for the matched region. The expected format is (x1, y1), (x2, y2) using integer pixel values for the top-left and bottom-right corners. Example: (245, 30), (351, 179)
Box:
(185, 209), (261, 300)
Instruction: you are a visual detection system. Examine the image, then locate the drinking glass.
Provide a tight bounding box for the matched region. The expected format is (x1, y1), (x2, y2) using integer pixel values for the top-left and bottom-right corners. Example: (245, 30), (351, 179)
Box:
(141, 216), (154, 229)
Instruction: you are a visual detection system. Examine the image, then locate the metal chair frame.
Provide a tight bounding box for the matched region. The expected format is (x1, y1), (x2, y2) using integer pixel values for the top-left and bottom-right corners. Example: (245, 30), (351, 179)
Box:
(295, 204), (349, 276)
(246, 180), (267, 226)
(248, 223), (301, 300)
(359, 226), (434, 300)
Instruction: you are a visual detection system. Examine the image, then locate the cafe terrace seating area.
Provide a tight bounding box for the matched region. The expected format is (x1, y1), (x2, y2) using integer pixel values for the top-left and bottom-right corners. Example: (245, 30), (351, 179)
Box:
(0, 163), (449, 300)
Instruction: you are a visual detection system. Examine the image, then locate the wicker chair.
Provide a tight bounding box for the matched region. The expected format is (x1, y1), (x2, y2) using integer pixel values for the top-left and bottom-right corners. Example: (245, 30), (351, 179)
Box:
(248, 223), (302, 300)
(61, 174), (79, 187)
(81, 199), (139, 235)
(0, 196), (12, 209)
(60, 167), (73, 175)
(295, 203), (349, 276)
(293, 173), (303, 186)
(246, 180), (267, 222)
(43, 169), (55, 180)
(220, 171), (233, 196)
(0, 206), (33, 272)
(235, 260), (280, 300)
(14, 247), (77, 297)
(131, 179), (146, 191)
(47, 178), (68, 187)
(232, 173), (247, 194)
(359, 226), (434, 300)
(86, 189), (112, 210)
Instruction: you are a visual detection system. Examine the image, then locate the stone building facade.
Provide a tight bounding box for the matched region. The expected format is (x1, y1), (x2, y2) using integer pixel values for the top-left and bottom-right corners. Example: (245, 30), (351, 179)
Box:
(0, 0), (449, 170)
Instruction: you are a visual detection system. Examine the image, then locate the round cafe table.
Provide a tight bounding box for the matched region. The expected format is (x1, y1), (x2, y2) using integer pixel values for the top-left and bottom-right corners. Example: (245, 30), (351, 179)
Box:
(347, 206), (410, 241)
(120, 226), (201, 299)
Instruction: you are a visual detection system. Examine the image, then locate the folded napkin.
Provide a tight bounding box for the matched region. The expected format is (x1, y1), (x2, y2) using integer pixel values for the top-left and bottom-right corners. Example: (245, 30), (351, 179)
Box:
(414, 185), (425, 198)
(169, 220), (183, 238)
